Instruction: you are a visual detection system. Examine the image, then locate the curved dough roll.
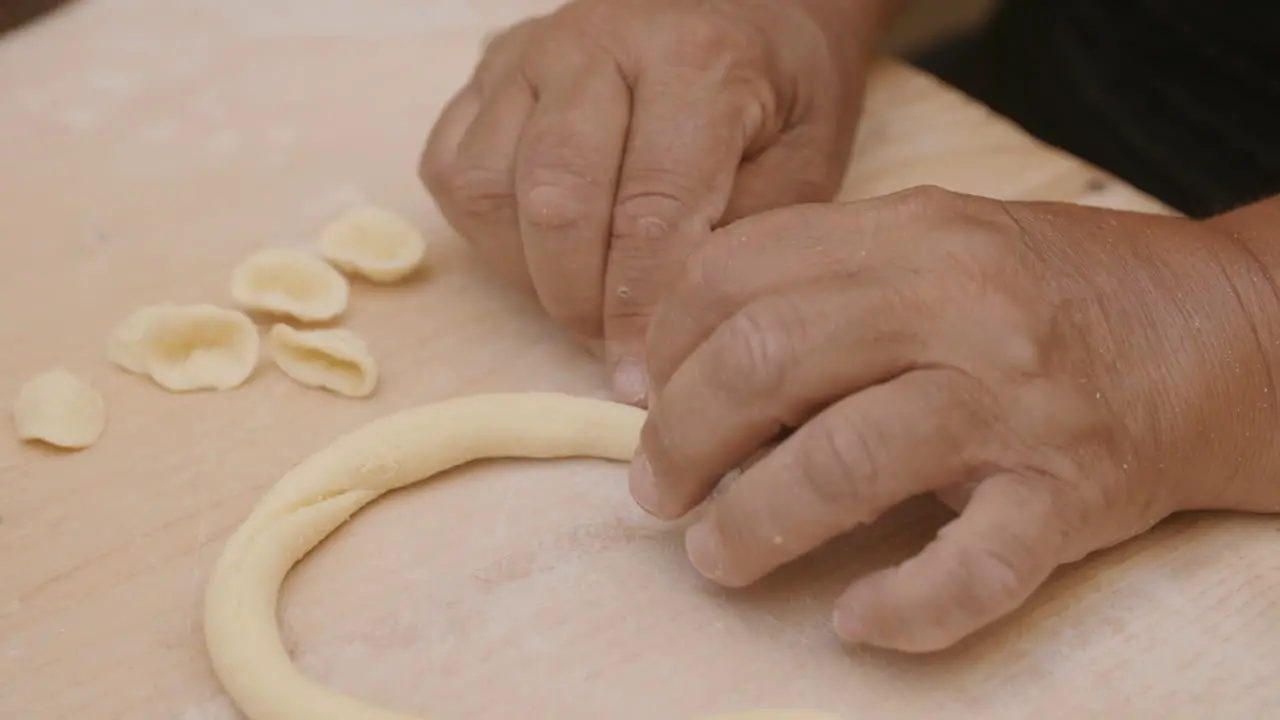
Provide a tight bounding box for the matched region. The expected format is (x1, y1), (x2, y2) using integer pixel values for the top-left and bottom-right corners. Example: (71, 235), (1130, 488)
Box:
(203, 392), (841, 720)
(231, 248), (350, 322)
(267, 324), (378, 397)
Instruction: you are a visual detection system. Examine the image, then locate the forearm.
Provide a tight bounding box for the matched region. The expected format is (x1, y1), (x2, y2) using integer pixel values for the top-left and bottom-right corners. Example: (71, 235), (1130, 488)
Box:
(781, 0), (906, 70)
(804, 0), (906, 53)
(1207, 194), (1280, 244)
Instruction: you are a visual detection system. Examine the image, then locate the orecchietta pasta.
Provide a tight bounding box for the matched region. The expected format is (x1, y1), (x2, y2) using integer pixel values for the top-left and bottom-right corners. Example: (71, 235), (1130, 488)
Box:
(318, 205), (426, 283)
(267, 324), (378, 398)
(231, 248), (350, 322)
(108, 303), (260, 392)
(12, 368), (106, 449)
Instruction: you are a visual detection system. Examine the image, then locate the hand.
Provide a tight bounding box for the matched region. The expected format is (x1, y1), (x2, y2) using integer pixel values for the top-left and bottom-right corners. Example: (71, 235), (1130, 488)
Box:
(631, 185), (1280, 652)
(419, 0), (887, 402)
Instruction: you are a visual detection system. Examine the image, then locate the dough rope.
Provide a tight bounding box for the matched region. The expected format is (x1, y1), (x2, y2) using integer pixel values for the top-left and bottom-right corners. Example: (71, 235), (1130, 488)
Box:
(202, 391), (841, 720)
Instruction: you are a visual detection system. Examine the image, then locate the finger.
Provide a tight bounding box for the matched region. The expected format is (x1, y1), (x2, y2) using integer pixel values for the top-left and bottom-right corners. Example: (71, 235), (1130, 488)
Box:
(604, 73), (770, 403)
(425, 80), (535, 290)
(471, 21), (536, 93)
(645, 202), (886, 392)
(833, 474), (1067, 652)
(633, 279), (930, 519)
(514, 56), (630, 338)
(453, 80), (536, 285)
(719, 48), (853, 225)
(720, 124), (848, 226)
(681, 369), (985, 586)
(645, 185), (986, 394)
(419, 84), (481, 207)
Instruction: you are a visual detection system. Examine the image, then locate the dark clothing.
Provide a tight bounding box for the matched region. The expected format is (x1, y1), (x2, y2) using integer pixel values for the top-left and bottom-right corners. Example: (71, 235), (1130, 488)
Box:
(912, 0), (1280, 218)
(0, 0), (73, 35)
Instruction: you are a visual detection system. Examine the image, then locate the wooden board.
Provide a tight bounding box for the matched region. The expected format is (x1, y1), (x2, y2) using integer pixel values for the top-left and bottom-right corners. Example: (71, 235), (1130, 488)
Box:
(2, 2), (1276, 718)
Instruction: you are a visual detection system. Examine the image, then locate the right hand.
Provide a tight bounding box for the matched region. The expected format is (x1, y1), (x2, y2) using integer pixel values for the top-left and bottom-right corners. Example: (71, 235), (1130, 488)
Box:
(419, 0), (875, 403)
(633, 187), (1280, 651)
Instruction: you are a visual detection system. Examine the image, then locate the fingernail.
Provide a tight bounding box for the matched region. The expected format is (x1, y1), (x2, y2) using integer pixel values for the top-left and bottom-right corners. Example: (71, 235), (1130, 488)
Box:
(628, 451), (661, 515)
(685, 521), (724, 580)
(832, 605), (866, 644)
(612, 357), (648, 405)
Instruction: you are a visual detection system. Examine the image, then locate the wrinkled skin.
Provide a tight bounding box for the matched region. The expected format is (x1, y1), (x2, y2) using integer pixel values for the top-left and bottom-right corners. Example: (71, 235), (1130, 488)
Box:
(419, 0), (868, 401)
(420, 1), (1280, 654)
(629, 186), (1280, 651)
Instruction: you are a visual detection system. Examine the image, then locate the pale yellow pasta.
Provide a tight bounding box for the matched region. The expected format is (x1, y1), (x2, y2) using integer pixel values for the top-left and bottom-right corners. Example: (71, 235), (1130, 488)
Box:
(203, 392), (843, 720)
(108, 304), (260, 392)
(318, 205), (426, 283)
(12, 368), (106, 449)
(230, 248), (349, 322)
(267, 324), (377, 397)
(106, 305), (159, 374)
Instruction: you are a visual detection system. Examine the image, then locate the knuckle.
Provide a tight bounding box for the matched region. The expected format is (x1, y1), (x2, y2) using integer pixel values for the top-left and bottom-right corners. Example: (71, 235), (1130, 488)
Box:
(613, 185), (691, 241)
(419, 153), (450, 196)
(734, 80), (773, 137)
(471, 22), (544, 94)
(851, 184), (966, 239)
(606, 287), (650, 320)
(709, 302), (792, 395)
(950, 249), (1048, 377)
(476, 23), (529, 72)
(608, 191), (691, 306)
(419, 138), (462, 199)
(660, 13), (743, 68)
(523, 30), (597, 80)
(981, 298), (1048, 377)
(952, 534), (1039, 612)
(797, 409), (881, 516)
(867, 184), (970, 230)
(896, 184), (964, 214)
(436, 164), (513, 218)
(679, 239), (737, 306)
(520, 174), (592, 233)
(949, 219), (1019, 267)
(482, 19), (535, 56)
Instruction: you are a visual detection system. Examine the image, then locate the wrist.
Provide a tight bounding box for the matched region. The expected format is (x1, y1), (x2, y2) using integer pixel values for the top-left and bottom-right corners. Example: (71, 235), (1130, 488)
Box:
(1201, 196), (1280, 513)
(817, 0), (903, 79)
(803, 0), (905, 61)
(757, 0), (902, 75)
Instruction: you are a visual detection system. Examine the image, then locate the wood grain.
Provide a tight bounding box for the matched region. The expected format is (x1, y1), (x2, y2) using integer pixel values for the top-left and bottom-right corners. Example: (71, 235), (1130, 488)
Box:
(1, 2), (1274, 719)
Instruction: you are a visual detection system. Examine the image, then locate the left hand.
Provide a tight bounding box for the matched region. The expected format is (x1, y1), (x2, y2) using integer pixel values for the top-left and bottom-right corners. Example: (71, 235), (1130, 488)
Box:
(630, 185), (1280, 652)
(418, 0), (868, 401)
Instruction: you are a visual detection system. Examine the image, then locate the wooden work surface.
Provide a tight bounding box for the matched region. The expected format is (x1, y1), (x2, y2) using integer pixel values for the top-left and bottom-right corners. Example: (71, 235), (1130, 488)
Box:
(2, 2), (1277, 718)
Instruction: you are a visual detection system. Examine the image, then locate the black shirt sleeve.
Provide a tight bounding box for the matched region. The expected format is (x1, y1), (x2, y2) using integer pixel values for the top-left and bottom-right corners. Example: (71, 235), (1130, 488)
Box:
(913, 0), (1280, 218)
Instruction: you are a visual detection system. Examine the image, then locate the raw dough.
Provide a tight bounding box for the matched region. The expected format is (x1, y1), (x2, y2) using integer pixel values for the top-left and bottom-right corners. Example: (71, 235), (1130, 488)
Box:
(12, 368), (106, 449)
(107, 305), (159, 375)
(108, 303), (260, 391)
(230, 248), (350, 322)
(267, 324), (378, 397)
(318, 205), (426, 283)
(203, 392), (841, 720)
